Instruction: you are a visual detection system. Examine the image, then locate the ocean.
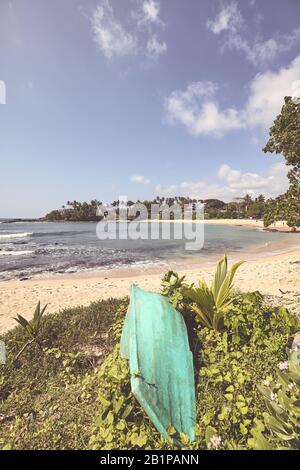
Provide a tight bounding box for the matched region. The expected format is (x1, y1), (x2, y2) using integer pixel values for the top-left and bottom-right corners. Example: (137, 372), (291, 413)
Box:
(0, 220), (297, 281)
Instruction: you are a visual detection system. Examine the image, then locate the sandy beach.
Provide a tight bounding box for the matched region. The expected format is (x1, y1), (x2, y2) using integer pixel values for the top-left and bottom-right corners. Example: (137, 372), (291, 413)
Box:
(163, 218), (295, 232)
(1, 247), (299, 335)
(203, 219), (292, 231)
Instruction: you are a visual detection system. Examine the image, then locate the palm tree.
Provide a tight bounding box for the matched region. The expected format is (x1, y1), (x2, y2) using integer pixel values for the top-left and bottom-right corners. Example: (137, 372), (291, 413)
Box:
(243, 194), (252, 213)
(233, 197), (245, 216)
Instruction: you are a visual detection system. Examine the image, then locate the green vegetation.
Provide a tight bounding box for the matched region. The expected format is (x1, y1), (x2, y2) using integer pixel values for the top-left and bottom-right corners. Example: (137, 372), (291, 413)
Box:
(1, 258), (299, 450)
(44, 195), (268, 222)
(203, 195), (266, 220)
(183, 255), (243, 331)
(45, 200), (102, 222)
(0, 298), (123, 449)
(14, 302), (47, 362)
(263, 96), (300, 230)
(254, 350), (300, 449)
(89, 283), (299, 450)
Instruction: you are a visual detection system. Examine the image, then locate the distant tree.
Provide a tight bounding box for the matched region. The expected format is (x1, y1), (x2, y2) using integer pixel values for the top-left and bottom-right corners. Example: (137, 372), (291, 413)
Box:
(204, 199), (226, 210)
(243, 194), (253, 212)
(44, 195), (267, 222)
(232, 197), (245, 217)
(45, 200), (102, 222)
(45, 210), (63, 221)
(247, 202), (264, 220)
(256, 194), (265, 204)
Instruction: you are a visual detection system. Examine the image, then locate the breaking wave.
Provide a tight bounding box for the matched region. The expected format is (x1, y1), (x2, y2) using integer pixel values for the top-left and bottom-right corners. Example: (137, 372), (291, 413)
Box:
(0, 250), (34, 256)
(0, 232), (33, 239)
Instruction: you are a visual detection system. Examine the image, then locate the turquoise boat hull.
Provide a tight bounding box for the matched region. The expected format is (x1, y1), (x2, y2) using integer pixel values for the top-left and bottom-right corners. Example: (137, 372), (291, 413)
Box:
(120, 284), (196, 441)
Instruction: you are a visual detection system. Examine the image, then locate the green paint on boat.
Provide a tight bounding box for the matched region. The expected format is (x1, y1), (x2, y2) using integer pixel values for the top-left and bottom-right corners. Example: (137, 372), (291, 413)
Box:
(120, 284), (196, 441)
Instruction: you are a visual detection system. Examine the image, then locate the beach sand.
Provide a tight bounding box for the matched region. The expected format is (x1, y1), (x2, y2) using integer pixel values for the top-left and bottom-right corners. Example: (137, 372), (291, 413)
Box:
(162, 218), (295, 232)
(0, 248), (299, 335)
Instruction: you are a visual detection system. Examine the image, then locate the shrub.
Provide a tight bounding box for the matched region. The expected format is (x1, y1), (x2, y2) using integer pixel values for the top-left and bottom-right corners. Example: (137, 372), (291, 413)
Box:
(161, 271), (188, 309)
(183, 255), (243, 331)
(195, 293), (298, 449)
(14, 302), (47, 361)
(253, 349), (300, 449)
(1, 267), (299, 450)
(0, 298), (125, 450)
(90, 287), (299, 450)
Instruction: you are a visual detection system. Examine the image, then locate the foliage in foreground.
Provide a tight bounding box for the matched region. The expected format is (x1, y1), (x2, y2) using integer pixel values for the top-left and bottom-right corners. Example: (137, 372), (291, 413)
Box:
(13, 302), (47, 362)
(254, 349), (300, 449)
(1, 266), (299, 450)
(90, 288), (299, 450)
(183, 255), (244, 331)
(0, 298), (123, 449)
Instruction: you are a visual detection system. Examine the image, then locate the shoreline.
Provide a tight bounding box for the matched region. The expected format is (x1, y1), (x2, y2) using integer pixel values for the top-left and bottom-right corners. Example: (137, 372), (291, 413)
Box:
(1, 246), (299, 335)
(148, 219), (296, 232)
(2, 218), (296, 233)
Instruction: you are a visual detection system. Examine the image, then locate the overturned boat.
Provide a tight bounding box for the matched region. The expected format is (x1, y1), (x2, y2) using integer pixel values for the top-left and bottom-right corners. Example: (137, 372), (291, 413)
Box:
(120, 284), (196, 441)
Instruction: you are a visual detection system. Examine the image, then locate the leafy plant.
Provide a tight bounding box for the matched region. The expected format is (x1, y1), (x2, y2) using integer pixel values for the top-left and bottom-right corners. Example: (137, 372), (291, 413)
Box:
(196, 295), (299, 450)
(14, 301), (47, 360)
(223, 292), (295, 346)
(90, 288), (298, 450)
(0, 297), (123, 450)
(255, 349), (300, 449)
(1, 284), (299, 450)
(183, 255), (244, 331)
(161, 271), (188, 309)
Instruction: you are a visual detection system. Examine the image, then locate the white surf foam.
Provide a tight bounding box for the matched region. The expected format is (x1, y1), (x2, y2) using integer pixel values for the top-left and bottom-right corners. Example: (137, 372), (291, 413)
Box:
(0, 232), (33, 239)
(0, 250), (34, 256)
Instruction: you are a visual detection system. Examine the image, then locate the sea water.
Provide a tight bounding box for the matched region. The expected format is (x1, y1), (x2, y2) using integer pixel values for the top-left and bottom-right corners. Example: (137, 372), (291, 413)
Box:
(0, 220), (298, 280)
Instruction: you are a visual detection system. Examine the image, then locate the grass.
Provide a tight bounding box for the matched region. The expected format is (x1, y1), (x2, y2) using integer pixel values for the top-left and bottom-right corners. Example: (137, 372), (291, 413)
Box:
(0, 287), (299, 450)
(0, 297), (127, 450)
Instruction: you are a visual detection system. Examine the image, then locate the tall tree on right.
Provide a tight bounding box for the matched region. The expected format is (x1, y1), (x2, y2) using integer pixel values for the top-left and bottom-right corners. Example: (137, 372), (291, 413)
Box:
(263, 96), (300, 230)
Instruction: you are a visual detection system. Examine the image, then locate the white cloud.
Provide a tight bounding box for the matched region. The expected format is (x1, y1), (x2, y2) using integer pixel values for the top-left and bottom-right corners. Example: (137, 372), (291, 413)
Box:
(206, 2), (242, 35)
(207, 2), (300, 67)
(140, 0), (163, 26)
(245, 55), (300, 128)
(225, 30), (300, 67)
(164, 55), (300, 137)
(218, 162), (289, 196)
(92, 1), (137, 59)
(131, 175), (151, 185)
(292, 79), (300, 103)
(155, 163), (289, 201)
(146, 34), (167, 59)
(292, 80), (300, 97)
(155, 183), (179, 195)
(92, 1), (166, 62)
(164, 81), (241, 137)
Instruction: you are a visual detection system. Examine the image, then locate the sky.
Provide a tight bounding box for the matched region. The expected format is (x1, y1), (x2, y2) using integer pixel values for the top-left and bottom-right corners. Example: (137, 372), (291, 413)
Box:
(0, 0), (300, 217)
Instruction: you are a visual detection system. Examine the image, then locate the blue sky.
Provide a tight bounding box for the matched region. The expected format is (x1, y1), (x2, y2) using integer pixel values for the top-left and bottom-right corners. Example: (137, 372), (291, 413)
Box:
(1, 0), (300, 217)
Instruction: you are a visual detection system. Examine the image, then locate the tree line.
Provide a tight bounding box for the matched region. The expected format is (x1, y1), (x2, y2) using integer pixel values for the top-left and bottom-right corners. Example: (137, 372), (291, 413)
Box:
(44, 194), (267, 222)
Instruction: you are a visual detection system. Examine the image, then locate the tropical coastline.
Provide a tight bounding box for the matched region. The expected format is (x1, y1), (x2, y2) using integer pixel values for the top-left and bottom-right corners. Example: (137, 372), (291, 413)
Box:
(2, 0), (300, 454)
(0, 219), (299, 281)
(1, 246), (299, 335)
